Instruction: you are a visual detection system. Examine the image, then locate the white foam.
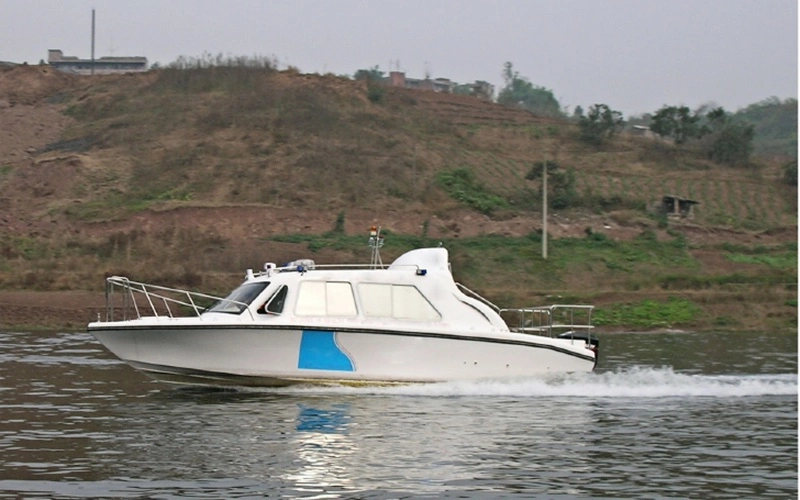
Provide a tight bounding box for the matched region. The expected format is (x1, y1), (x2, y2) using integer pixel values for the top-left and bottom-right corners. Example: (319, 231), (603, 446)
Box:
(280, 367), (798, 398)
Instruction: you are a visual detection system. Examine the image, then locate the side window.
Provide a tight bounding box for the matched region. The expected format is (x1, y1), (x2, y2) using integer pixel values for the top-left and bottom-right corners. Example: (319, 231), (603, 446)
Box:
(393, 285), (440, 321)
(295, 281), (326, 316)
(326, 282), (357, 316)
(358, 283), (440, 321)
(262, 285), (288, 315)
(295, 281), (357, 317)
(359, 283), (392, 317)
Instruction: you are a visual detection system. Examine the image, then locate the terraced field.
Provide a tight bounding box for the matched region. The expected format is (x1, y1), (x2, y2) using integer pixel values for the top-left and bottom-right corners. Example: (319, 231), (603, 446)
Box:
(421, 125), (795, 230)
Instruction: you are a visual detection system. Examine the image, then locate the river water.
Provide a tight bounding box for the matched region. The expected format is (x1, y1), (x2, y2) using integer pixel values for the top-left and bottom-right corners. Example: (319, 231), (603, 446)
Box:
(0, 329), (796, 499)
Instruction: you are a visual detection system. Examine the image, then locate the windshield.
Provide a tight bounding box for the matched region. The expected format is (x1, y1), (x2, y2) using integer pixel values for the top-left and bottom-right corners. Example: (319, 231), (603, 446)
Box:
(206, 282), (268, 315)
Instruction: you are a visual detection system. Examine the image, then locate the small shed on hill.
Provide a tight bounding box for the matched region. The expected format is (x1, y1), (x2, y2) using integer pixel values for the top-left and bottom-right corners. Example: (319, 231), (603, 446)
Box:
(662, 195), (699, 219)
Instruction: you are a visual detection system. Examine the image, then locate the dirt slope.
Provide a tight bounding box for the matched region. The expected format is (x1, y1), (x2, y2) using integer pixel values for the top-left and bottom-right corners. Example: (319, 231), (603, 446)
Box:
(0, 65), (795, 332)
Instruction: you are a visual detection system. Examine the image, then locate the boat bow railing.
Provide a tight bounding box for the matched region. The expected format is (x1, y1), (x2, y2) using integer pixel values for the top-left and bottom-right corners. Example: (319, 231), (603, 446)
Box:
(499, 304), (594, 338)
(102, 276), (253, 322)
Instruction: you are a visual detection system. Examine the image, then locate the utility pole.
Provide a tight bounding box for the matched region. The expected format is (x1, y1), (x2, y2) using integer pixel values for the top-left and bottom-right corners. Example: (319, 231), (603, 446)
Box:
(542, 160), (548, 259)
(412, 144), (417, 196)
(90, 9), (95, 76)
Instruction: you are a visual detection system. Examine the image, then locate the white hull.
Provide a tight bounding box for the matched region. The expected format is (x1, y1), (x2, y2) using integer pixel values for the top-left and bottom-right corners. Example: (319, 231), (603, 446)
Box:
(88, 247), (598, 387)
(89, 321), (595, 387)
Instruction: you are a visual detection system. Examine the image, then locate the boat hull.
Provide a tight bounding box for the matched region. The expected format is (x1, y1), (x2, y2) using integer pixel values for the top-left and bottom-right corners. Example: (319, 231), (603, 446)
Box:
(89, 322), (596, 387)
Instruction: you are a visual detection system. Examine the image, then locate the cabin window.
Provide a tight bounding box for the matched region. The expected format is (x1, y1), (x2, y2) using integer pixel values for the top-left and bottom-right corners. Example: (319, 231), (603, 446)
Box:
(358, 283), (441, 321)
(296, 281), (326, 316)
(359, 282), (393, 317)
(326, 282), (358, 316)
(206, 282), (269, 315)
(295, 281), (357, 317)
(261, 285), (288, 315)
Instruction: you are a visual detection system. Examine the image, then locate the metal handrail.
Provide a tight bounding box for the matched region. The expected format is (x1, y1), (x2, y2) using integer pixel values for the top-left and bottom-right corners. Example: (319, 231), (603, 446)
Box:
(499, 304), (594, 338)
(454, 281), (593, 338)
(251, 262), (423, 279)
(103, 276), (254, 322)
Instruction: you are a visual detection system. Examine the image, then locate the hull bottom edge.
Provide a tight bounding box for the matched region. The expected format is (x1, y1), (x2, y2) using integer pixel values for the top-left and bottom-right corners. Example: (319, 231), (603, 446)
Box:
(127, 360), (427, 388)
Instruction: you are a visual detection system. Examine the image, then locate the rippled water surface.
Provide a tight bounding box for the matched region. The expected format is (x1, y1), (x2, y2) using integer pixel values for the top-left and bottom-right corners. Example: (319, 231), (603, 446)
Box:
(0, 330), (796, 498)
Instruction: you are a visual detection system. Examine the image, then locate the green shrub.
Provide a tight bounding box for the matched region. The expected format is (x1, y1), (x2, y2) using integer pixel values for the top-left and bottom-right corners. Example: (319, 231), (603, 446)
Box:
(783, 159), (797, 186)
(436, 168), (508, 215)
(367, 84), (385, 104)
(593, 297), (701, 328)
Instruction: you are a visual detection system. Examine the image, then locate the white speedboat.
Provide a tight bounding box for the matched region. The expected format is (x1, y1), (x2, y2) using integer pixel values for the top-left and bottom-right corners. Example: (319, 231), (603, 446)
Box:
(88, 232), (598, 387)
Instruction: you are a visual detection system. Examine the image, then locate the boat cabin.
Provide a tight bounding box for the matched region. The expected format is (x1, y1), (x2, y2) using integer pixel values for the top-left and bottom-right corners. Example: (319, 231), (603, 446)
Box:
(203, 248), (506, 330)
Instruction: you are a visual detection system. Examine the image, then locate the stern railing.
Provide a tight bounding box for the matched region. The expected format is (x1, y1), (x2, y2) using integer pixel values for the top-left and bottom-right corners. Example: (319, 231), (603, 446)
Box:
(456, 282), (594, 339)
(499, 305), (594, 338)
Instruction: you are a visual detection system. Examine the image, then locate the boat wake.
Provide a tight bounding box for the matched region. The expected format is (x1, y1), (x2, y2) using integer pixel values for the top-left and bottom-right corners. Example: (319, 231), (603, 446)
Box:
(279, 366), (797, 398)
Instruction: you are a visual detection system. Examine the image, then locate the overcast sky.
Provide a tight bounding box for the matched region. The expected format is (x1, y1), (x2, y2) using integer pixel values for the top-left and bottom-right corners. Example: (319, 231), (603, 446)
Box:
(2, 0), (796, 116)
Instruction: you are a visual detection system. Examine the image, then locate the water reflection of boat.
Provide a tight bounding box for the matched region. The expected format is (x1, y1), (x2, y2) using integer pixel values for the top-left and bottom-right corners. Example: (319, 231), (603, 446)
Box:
(88, 229), (599, 388)
(296, 404), (350, 434)
(287, 403), (356, 495)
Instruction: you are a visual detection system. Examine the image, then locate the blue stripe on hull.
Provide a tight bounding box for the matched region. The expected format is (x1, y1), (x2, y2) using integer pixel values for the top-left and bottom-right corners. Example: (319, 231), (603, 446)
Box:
(298, 330), (354, 372)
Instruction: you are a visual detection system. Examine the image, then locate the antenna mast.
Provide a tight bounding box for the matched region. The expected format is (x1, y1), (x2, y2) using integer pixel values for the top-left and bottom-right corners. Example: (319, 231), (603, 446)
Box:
(368, 226), (384, 268)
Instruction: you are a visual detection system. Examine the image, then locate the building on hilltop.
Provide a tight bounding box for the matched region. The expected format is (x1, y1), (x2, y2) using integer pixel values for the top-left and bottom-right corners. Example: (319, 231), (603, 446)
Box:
(433, 78), (455, 93)
(48, 49), (147, 75)
(470, 80), (494, 100)
(387, 71), (494, 100)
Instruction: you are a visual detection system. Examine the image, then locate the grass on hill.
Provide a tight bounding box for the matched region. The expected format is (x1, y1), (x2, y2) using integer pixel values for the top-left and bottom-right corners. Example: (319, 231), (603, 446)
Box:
(42, 65), (795, 231)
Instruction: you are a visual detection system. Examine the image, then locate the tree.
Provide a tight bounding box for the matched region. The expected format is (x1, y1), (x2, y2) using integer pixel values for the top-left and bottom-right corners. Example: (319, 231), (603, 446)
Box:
(578, 104), (624, 145)
(651, 104), (756, 165)
(650, 105), (700, 144)
(736, 97), (798, 157)
(353, 66), (384, 82)
(703, 106), (728, 133)
(353, 66), (386, 103)
(694, 107), (756, 165)
(497, 62), (563, 118)
(708, 120), (755, 165)
(525, 161), (577, 209)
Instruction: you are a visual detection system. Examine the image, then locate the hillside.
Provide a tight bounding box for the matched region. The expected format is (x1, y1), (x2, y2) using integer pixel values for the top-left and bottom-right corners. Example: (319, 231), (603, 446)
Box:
(735, 97), (798, 158)
(0, 64), (796, 332)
